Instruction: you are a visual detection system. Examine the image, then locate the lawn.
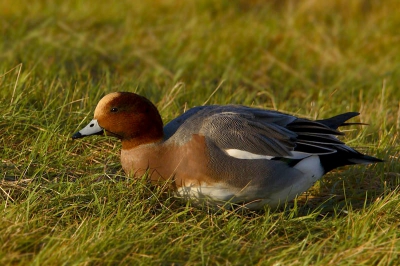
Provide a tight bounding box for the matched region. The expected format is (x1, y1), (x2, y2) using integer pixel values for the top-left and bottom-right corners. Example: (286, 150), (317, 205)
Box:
(1, 0), (399, 265)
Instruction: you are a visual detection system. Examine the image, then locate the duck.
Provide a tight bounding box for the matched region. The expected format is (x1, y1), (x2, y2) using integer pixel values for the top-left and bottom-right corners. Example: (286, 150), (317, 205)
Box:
(72, 92), (382, 209)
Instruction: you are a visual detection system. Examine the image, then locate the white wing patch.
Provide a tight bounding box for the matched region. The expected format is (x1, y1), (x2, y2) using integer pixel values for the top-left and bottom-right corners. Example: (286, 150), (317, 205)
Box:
(224, 149), (312, 160)
(224, 149), (274, 160)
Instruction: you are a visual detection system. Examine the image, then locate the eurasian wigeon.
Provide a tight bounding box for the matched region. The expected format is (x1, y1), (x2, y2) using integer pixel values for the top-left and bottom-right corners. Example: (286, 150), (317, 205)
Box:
(72, 92), (382, 209)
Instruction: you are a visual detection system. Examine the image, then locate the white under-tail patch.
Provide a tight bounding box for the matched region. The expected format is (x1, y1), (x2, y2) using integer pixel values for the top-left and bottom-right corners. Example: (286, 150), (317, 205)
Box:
(293, 155), (324, 181)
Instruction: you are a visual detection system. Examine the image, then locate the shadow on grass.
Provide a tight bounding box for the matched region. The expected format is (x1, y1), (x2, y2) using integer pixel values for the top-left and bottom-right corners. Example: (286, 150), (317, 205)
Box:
(1, 158), (396, 220)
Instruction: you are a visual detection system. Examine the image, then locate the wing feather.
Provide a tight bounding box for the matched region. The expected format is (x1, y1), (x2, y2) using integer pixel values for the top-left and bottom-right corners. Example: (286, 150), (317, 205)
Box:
(165, 105), (359, 158)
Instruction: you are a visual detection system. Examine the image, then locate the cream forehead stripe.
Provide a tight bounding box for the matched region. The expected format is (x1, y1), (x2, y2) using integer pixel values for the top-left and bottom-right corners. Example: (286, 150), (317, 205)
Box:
(94, 93), (122, 118)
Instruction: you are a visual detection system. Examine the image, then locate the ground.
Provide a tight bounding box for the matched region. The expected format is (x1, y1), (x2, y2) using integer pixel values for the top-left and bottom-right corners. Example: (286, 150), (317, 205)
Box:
(0, 0), (399, 265)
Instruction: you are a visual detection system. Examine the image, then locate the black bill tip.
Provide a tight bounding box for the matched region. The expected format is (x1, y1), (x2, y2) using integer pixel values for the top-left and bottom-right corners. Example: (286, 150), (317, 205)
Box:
(72, 132), (83, 139)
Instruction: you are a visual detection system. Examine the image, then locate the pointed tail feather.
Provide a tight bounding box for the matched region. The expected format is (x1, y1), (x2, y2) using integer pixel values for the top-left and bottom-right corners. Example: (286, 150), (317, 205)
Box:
(317, 112), (360, 129)
(348, 153), (384, 164)
(319, 145), (383, 173)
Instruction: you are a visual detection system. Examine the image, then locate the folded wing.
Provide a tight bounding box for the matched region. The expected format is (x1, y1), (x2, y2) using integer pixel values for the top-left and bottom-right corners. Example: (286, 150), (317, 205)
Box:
(166, 106), (359, 158)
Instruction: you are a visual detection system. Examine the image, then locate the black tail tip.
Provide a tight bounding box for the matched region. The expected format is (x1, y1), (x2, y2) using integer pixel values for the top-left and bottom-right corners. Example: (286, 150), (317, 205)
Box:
(348, 154), (384, 164)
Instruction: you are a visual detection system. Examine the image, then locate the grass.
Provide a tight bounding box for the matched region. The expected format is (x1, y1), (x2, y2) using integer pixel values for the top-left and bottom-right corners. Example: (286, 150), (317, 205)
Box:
(0, 0), (399, 265)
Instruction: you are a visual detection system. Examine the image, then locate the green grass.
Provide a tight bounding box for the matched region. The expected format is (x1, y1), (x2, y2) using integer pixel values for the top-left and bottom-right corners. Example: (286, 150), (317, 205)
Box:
(1, 0), (399, 265)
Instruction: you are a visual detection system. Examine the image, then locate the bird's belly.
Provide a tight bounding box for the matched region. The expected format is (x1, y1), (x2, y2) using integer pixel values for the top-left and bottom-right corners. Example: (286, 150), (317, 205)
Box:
(175, 166), (323, 210)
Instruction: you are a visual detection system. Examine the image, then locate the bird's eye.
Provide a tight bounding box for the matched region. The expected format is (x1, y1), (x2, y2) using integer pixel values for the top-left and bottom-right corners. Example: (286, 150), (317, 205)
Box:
(111, 107), (118, 112)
